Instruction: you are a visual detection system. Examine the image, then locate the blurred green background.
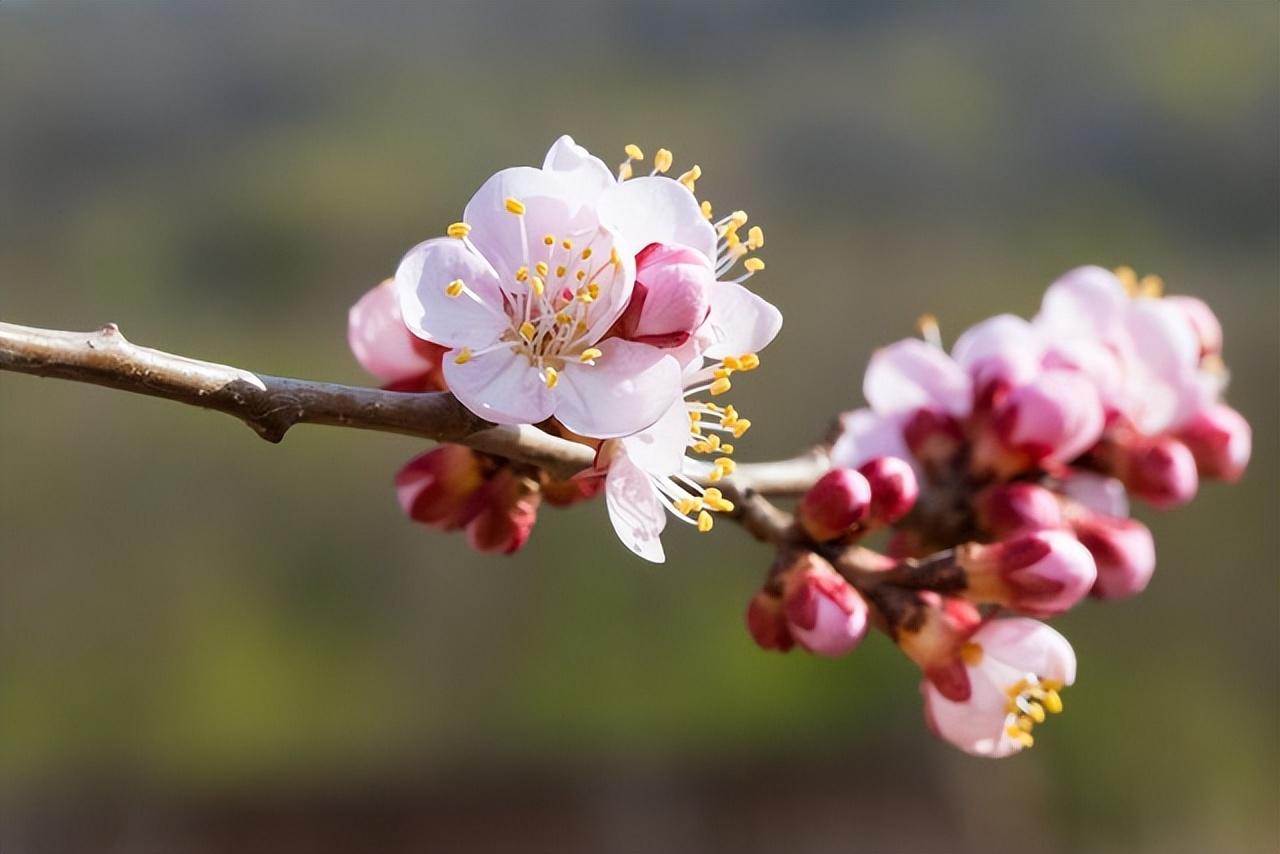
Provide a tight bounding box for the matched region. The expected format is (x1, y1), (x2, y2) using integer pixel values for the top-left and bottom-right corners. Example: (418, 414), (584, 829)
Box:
(1, 1), (1276, 851)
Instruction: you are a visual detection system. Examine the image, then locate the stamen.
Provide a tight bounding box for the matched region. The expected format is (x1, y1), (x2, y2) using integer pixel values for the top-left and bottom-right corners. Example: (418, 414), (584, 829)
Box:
(530, 276), (545, 297)
(696, 510), (714, 532)
(454, 347), (473, 365)
(543, 234), (555, 246)
(624, 143), (645, 160)
(504, 197), (526, 215)
(678, 164), (701, 192)
(543, 366), (559, 389)
(747, 226), (764, 250)
(579, 347), (603, 363)
(917, 313), (942, 349)
(445, 279), (464, 298)
(743, 258), (765, 273)
(535, 261), (549, 277)
(653, 148), (673, 174)
(700, 200), (713, 220)
(514, 266), (529, 282)
(739, 353), (760, 371)
(446, 222), (471, 238)
(618, 162), (634, 181)
(580, 248), (593, 260)
(519, 321), (537, 341)
(709, 377), (732, 396)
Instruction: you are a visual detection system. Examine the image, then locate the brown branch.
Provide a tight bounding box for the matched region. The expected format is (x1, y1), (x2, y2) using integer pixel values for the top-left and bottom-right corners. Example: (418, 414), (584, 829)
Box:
(0, 320), (829, 492)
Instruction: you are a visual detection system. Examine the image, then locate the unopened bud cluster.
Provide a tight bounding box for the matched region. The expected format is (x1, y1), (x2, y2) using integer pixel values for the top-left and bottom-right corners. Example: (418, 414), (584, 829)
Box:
(745, 266), (1248, 757)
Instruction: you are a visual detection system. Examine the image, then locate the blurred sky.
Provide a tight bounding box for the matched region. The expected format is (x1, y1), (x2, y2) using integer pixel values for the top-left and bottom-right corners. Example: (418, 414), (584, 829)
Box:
(1, 2), (1277, 852)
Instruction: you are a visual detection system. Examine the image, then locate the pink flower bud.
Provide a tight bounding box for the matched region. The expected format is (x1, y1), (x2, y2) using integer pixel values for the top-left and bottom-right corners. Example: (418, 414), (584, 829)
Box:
(992, 370), (1104, 466)
(463, 468), (541, 555)
(1165, 295), (1222, 358)
(1116, 435), (1199, 508)
(1176, 404), (1251, 482)
(975, 482), (1064, 538)
(1070, 511), (1156, 599)
(781, 555), (869, 656)
(746, 591), (794, 652)
(923, 618), (1076, 757)
(798, 468), (872, 542)
(348, 279), (448, 391)
(959, 531), (1097, 617)
(857, 456), (919, 524)
(613, 243), (712, 348)
(395, 445), (487, 529)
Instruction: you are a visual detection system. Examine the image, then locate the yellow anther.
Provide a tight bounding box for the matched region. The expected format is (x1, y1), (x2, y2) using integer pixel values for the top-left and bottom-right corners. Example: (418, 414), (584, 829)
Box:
(743, 257), (765, 273)
(689, 411), (701, 422)
(445, 279), (464, 298)
(624, 143), (644, 160)
(705, 434), (721, 450)
(959, 642), (984, 666)
(702, 487), (723, 501)
(725, 230), (742, 249)
(558, 239), (572, 250)
(446, 222), (471, 238)
(729, 210), (749, 229)
(720, 443), (734, 454)
(519, 321), (537, 341)
(747, 226), (764, 250)
(587, 282), (600, 299)
(575, 270), (586, 281)
(453, 347), (473, 365)
(580, 248), (593, 260)
(738, 353), (760, 371)
(609, 246), (621, 266)
(653, 148), (673, 173)
(514, 266), (529, 282)
(618, 162), (633, 181)
(556, 312), (572, 325)
(722, 355), (743, 371)
(1043, 690), (1063, 714)
(1026, 703), (1047, 724)
(530, 276), (545, 297)
(543, 234), (555, 246)
(708, 467), (723, 482)
(1138, 274), (1164, 298)
(556, 265), (567, 278)
(580, 347), (603, 362)
(692, 441), (711, 454)
(535, 261), (549, 277)
(575, 321), (588, 334)
(731, 418), (751, 438)
(1114, 265), (1138, 294)
(709, 377), (732, 396)
(675, 498), (702, 515)
(696, 510), (714, 532)
(504, 197), (526, 215)
(678, 164), (701, 191)
(713, 367), (732, 380)
(715, 457), (735, 473)
(1015, 716), (1035, 733)
(700, 200), (713, 220)
(543, 366), (559, 389)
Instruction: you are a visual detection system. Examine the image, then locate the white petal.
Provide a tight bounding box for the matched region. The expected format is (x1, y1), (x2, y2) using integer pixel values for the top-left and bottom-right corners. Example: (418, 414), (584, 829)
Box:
(864, 339), (972, 417)
(463, 165), (604, 279)
(553, 340), (683, 439)
(442, 347), (555, 425)
(951, 314), (1044, 387)
(395, 238), (508, 349)
(605, 454), (667, 563)
(699, 282), (783, 359)
(542, 135), (615, 195)
(974, 618), (1077, 687)
(620, 399), (690, 474)
(1058, 471), (1130, 518)
(597, 176), (718, 262)
(829, 409), (913, 470)
(1035, 265), (1129, 341)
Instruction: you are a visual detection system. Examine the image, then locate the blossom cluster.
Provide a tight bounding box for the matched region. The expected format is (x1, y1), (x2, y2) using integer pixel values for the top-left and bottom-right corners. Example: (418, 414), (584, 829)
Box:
(348, 137), (781, 560)
(750, 266), (1250, 757)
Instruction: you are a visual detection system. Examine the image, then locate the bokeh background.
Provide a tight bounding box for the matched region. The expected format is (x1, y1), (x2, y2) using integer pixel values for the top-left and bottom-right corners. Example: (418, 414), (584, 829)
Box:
(1, 2), (1276, 852)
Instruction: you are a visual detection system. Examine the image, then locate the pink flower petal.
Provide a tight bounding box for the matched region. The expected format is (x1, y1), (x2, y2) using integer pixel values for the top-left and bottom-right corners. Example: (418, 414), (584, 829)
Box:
(620, 400), (691, 474)
(829, 408), (912, 470)
(597, 176), (718, 262)
(554, 339), (683, 439)
(951, 314), (1044, 389)
(442, 346), (555, 426)
(348, 279), (440, 384)
(395, 238), (508, 349)
(698, 281), (783, 359)
(1035, 265), (1129, 340)
(605, 453), (667, 563)
(864, 339), (972, 418)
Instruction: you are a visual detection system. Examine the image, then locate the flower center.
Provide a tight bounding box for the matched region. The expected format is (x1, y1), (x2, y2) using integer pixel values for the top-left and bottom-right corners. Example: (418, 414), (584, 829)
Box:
(1003, 674), (1065, 749)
